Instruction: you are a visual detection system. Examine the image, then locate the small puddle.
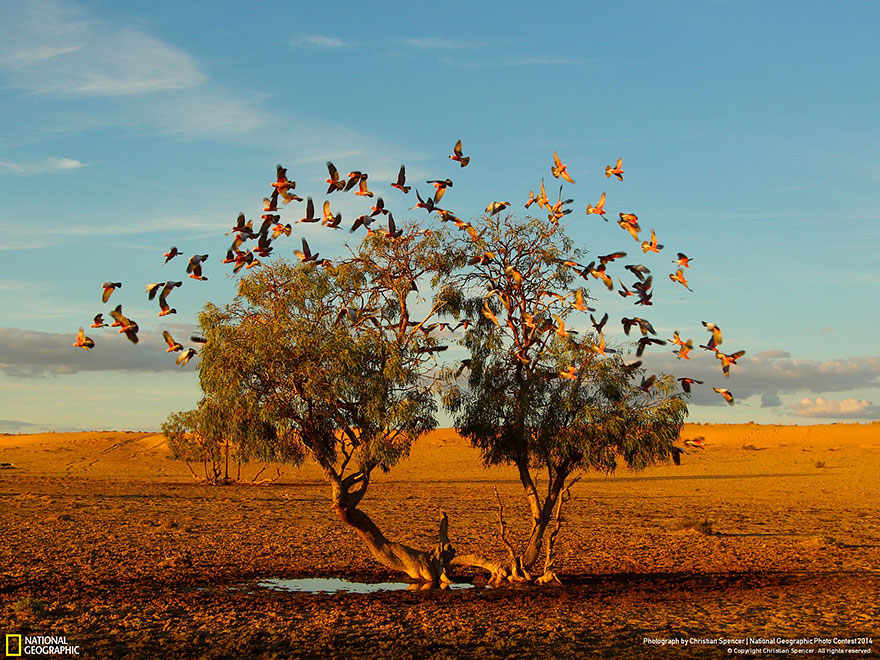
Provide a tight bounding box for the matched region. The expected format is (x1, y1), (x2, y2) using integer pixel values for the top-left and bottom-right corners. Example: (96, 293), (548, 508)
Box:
(258, 577), (474, 594)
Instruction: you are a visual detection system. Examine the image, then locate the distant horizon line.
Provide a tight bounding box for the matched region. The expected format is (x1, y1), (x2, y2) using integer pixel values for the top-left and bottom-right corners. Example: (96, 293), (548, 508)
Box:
(3, 419), (880, 437)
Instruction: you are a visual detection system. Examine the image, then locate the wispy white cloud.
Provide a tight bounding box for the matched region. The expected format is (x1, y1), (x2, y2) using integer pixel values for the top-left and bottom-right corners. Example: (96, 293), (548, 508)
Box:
(0, 0), (266, 138)
(291, 34), (347, 49)
(438, 54), (578, 68)
(0, 156), (83, 175)
(142, 90), (269, 138)
(792, 397), (880, 419)
(48, 213), (232, 237)
(0, 3), (205, 96)
(402, 37), (481, 50)
(516, 56), (577, 66)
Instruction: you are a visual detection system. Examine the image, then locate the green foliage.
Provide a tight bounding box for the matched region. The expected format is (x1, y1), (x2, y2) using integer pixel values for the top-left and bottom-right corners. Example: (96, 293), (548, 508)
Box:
(161, 409), (206, 463)
(442, 212), (688, 475)
(13, 596), (45, 616)
(187, 227), (443, 478)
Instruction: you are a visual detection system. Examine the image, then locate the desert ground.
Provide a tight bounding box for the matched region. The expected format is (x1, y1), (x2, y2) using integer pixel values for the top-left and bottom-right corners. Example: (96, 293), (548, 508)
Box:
(1, 424), (878, 659)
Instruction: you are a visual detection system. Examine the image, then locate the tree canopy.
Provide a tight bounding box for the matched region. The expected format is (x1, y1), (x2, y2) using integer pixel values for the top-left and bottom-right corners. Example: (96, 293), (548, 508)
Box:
(440, 212), (688, 579)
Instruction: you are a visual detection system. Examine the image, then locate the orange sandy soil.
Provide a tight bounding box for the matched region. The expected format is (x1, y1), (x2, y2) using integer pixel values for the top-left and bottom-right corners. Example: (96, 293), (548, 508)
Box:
(1, 424), (878, 659)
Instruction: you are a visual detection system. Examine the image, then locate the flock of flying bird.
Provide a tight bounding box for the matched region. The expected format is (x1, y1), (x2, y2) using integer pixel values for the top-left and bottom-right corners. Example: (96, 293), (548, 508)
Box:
(72, 141), (742, 455)
(73, 257), (206, 366)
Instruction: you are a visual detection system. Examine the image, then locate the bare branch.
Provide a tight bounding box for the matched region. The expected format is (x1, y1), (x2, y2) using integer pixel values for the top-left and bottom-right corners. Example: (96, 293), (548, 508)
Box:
(493, 485), (518, 564)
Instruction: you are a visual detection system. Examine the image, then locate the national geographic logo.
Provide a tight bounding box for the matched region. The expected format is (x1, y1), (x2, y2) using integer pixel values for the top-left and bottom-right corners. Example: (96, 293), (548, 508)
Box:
(5, 634), (80, 656)
(5, 635), (21, 657)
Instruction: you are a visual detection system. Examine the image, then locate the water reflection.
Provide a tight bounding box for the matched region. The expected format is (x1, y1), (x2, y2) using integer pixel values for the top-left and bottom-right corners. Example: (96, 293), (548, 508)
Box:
(258, 577), (474, 594)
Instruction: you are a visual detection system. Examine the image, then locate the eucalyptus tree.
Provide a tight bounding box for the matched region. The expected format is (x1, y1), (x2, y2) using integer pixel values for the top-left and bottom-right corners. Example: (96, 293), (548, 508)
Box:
(176, 226), (507, 582)
(442, 213), (688, 583)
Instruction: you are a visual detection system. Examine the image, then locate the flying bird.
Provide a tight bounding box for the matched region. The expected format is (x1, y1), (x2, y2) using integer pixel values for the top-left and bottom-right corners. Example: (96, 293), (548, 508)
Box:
(485, 201), (510, 216)
(677, 377), (703, 393)
(263, 189), (280, 213)
(599, 251), (627, 265)
(101, 282), (121, 303)
(300, 197), (319, 223)
(536, 179), (550, 209)
(272, 164), (300, 203)
(590, 332), (616, 356)
(673, 253), (692, 268)
(551, 151), (575, 183)
(158, 281), (181, 317)
(670, 446), (686, 466)
(449, 139), (470, 167)
(524, 190), (539, 209)
(227, 213), (254, 237)
(177, 348), (197, 366)
(109, 305), (139, 344)
(187, 255), (209, 281)
(73, 327), (94, 350)
(410, 189), (435, 213)
(639, 374), (657, 392)
(354, 174), (374, 198)
(669, 268), (692, 291)
(641, 228), (663, 254)
(571, 288), (594, 312)
(553, 314), (576, 337)
(618, 212), (640, 240)
(625, 263), (650, 281)
(271, 222), (292, 239)
(370, 197), (388, 217)
(164, 247), (182, 263)
(605, 158), (624, 181)
(714, 387), (735, 405)
(585, 193), (607, 219)
(351, 214), (374, 234)
(145, 282), (165, 301)
(90, 314), (106, 328)
(618, 280), (636, 298)
(391, 165), (411, 193)
(343, 170), (364, 192)
(670, 331), (694, 359)
(621, 316), (656, 336)
(386, 213), (403, 239)
(325, 161), (346, 193)
(621, 360), (643, 376)
(294, 237), (319, 263)
(162, 330), (184, 353)
(427, 178), (453, 202)
(635, 336), (666, 357)
(702, 321), (723, 349)
(322, 200), (342, 228)
(582, 262), (613, 290)
(716, 349), (746, 378)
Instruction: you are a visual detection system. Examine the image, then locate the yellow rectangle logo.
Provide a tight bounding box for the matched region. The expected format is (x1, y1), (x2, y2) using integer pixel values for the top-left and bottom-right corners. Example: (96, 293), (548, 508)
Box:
(5, 634), (22, 657)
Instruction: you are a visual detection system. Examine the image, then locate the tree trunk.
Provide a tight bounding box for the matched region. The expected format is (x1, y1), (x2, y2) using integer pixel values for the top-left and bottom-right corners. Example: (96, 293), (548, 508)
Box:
(519, 466), (568, 571)
(334, 501), (441, 582)
(324, 468), (507, 583)
(224, 440), (230, 482)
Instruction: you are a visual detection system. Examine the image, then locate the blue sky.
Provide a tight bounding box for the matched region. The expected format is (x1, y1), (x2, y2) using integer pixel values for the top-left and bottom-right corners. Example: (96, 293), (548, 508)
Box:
(1, 0), (879, 432)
